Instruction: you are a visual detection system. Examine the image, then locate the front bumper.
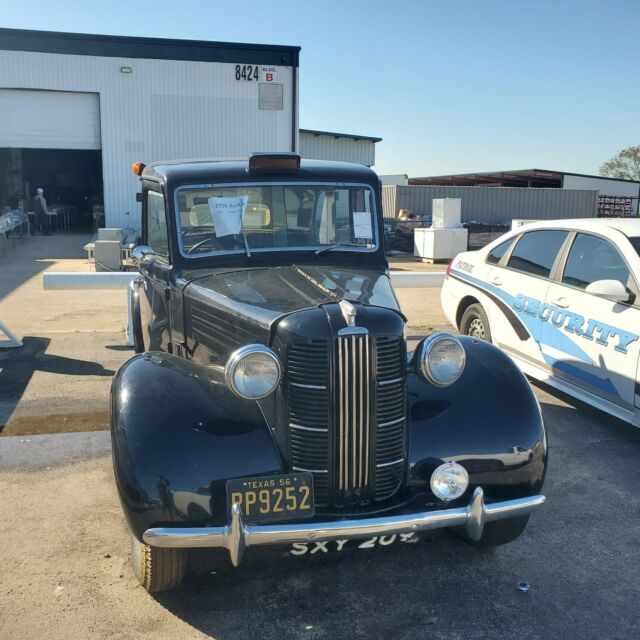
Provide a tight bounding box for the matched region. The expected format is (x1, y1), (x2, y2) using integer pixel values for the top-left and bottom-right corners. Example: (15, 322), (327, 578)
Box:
(144, 487), (545, 567)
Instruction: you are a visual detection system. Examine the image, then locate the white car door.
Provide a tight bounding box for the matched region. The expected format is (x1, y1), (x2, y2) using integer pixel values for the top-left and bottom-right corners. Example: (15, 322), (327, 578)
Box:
(487, 229), (570, 369)
(542, 232), (640, 411)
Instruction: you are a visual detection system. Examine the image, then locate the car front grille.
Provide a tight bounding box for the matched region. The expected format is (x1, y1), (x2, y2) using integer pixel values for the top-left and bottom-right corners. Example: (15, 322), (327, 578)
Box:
(287, 335), (406, 507)
(374, 336), (407, 500)
(287, 340), (331, 506)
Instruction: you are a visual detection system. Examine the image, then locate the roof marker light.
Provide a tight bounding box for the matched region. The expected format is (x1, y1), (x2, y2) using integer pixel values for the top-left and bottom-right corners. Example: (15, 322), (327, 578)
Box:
(249, 153), (300, 173)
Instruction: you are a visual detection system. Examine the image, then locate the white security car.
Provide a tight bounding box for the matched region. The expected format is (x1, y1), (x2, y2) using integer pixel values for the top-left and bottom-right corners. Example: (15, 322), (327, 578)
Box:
(441, 219), (640, 426)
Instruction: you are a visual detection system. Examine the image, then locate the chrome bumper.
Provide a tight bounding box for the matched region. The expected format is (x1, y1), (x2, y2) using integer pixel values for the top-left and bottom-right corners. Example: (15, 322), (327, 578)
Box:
(144, 487), (545, 567)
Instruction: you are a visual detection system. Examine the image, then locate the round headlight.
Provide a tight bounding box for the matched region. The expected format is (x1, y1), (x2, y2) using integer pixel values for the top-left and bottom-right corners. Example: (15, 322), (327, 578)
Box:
(430, 461), (469, 501)
(417, 333), (466, 386)
(224, 345), (281, 400)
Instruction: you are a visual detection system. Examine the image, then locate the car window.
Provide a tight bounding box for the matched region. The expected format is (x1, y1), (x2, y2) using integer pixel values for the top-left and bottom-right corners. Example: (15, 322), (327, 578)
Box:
(146, 191), (169, 256)
(629, 237), (640, 257)
(562, 233), (630, 290)
(175, 183), (376, 257)
(507, 230), (568, 278)
(486, 236), (517, 265)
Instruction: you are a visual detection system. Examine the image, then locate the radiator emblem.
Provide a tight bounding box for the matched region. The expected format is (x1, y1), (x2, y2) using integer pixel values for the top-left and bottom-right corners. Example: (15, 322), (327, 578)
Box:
(339, 299), (357, 327)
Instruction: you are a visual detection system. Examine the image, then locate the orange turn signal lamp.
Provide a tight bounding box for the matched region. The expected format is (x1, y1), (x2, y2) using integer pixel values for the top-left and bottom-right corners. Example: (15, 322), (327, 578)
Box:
(132, 162), (146, 176)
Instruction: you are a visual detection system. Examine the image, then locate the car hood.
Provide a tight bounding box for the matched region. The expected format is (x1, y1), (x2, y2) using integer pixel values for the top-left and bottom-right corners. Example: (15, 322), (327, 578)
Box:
(183, 264), (402, 330)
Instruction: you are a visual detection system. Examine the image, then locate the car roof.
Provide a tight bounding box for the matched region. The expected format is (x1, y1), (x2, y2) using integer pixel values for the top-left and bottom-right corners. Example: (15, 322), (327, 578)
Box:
(141, 157), (379, 186)
(516, 218), (640, 238)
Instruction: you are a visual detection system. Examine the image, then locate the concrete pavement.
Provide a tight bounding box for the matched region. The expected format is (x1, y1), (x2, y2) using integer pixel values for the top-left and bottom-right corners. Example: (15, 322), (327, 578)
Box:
(0, 235), (448, 435)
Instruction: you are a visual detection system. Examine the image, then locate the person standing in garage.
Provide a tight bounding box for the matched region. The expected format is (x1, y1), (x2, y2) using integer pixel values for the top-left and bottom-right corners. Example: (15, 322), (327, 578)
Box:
(33, 187), (51, 235)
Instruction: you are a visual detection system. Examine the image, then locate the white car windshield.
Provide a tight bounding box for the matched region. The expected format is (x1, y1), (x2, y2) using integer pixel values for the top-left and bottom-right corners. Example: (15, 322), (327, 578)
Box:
(630, 237), (640, 257)
(175, 183), (377, 257)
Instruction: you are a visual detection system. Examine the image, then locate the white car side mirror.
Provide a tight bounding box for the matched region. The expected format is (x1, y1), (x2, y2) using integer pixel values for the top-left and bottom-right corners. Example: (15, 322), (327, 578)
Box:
(584, 279), (630, 303)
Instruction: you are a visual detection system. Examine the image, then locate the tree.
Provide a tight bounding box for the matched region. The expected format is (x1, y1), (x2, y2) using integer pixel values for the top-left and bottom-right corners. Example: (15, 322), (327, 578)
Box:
(600, 145), (640, 181)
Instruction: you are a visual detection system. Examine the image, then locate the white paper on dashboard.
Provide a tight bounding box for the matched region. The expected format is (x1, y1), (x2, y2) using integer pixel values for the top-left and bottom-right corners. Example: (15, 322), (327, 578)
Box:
(353, 211), (373, 239)
(208, 196), (248, 237)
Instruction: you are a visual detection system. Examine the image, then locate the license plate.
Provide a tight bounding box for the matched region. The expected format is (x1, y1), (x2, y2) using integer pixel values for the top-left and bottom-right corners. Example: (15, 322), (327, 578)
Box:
(289, 533), (421, 556)
(227, 472), (315, 524)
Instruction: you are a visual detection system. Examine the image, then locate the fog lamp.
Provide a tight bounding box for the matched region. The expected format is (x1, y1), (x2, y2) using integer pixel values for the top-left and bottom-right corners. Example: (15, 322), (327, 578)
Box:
(224, 345), (281, 400)
(430, 461), (469, 501)
(417, 333), (466, 386)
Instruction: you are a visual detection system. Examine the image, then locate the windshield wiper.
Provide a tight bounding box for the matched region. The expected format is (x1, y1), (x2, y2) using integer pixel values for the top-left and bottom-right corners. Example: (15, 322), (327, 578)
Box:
(315, 242), (368, 255)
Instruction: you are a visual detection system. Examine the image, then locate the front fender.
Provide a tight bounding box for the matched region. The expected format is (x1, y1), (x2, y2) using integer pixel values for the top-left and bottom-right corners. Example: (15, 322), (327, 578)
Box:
(407, 336), (547, 502)
(111, 353), (283, 541)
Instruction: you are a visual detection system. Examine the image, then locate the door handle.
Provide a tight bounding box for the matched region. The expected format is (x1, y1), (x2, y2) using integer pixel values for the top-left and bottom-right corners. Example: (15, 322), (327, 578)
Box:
(490, 276), (502, 286)
(552, 296), (569, 308)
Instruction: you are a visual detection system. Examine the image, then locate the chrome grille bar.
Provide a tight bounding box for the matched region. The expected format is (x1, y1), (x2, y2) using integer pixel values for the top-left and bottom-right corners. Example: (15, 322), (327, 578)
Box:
(337, 333), (371, 492)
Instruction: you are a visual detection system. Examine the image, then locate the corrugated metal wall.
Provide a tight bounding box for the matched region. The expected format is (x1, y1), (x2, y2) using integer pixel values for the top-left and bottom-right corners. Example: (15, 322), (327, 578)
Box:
(300, 132), (375, 166)
(0, 50), (296, 231)
(382, 185), (598, 224)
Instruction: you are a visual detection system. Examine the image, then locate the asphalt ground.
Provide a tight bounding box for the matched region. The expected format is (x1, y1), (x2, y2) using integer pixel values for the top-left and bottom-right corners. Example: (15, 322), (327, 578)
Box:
(1, 380), (639, 639)
(2, 236), (639, 637)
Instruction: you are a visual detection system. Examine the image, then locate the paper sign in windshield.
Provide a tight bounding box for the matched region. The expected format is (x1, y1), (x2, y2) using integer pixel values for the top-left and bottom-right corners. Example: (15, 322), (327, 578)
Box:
(353, 211), (373, 239)
(208, 196), (248, 237)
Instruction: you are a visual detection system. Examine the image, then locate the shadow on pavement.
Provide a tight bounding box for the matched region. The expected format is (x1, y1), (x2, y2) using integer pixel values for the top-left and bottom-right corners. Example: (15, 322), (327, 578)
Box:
(0, 335), (114, 432)
(0, 232), (91, 303)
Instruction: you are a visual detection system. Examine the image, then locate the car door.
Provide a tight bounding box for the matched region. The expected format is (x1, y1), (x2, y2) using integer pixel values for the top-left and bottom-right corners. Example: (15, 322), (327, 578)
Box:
(542, 232), (640, 410)
(139, 188), (173, 352)
(486, 229), (570, 368)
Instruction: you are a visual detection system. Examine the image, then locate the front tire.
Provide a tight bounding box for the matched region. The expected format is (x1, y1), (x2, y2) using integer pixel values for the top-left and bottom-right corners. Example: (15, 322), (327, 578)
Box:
(460, 303), (492, 342)
(130, 532), (187, 593)
(454, 515), (530, 548)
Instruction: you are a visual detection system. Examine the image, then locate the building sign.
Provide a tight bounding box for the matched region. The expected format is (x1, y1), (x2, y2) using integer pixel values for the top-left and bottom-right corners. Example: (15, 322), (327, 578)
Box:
(261, 67), (278, 82)
(259, 83), (284, 110)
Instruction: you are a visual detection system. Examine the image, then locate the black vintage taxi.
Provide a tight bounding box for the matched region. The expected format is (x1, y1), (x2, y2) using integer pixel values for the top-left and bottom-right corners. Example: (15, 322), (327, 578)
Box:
(112, 153), (547, 592)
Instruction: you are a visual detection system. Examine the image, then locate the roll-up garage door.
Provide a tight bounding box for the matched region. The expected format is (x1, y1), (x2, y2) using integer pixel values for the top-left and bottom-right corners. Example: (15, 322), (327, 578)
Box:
(0, 89), (101, 150)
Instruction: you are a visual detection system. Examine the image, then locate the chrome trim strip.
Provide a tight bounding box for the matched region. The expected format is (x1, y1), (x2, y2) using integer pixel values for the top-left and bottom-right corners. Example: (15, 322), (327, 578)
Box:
(376, 458), (404, 469)
(144, 488), (546, 567)
(378, 416), (405, 428)
(338, 338), (344, 490)
(290, 382), (327, 390)
(351, 335), (357, 489)
(358, 335), (363, 488)
(379, 377), (403, 386)
(289, 424), (328, 433)
(292, 466), (328, 474)
(364, 336), (370, 487)
(337, 326), (369, 336)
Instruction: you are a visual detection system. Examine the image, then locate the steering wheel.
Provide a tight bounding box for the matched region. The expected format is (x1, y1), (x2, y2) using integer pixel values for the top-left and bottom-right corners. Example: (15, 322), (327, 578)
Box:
(186, 234), (220, 254)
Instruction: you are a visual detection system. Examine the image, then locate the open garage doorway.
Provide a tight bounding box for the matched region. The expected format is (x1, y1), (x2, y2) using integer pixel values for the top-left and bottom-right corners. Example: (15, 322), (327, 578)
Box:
(0, 89), (103, 233)
(0, 148), (103, 231)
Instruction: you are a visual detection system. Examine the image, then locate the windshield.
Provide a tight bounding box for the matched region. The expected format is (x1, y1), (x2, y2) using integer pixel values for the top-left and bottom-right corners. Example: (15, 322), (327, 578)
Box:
(176, 183), (377, 257)
(630, 237), (640, 257)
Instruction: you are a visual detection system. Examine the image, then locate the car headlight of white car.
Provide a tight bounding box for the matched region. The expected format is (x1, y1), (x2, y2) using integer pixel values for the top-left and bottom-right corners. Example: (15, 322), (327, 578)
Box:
(416, 333), (466, 387)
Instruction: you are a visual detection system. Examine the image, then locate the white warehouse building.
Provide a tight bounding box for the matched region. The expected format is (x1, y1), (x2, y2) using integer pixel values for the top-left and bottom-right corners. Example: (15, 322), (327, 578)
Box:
(299, 129), (381, 167)
(0, 28), (302, 233)
(0, 29), (382, 236)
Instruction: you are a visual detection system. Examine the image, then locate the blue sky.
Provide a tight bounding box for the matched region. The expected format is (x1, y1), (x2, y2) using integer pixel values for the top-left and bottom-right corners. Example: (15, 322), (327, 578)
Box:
(3, 0), (639, 176)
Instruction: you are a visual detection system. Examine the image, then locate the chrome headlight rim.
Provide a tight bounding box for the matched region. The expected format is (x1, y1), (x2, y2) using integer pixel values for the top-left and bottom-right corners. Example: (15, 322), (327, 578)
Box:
(224, 344), (282, 400)
(416, 332), (466, 387)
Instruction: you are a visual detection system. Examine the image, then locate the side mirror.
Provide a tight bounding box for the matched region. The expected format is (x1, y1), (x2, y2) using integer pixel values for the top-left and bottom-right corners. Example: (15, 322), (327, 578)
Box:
(131, 245), (156, 266)
(585, 279), (630, 303)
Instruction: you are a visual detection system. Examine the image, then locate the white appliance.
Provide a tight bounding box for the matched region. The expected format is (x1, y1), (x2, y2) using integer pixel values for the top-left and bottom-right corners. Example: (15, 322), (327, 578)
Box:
(432, 198), (461, 228)
(414, 227), (468, 260)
